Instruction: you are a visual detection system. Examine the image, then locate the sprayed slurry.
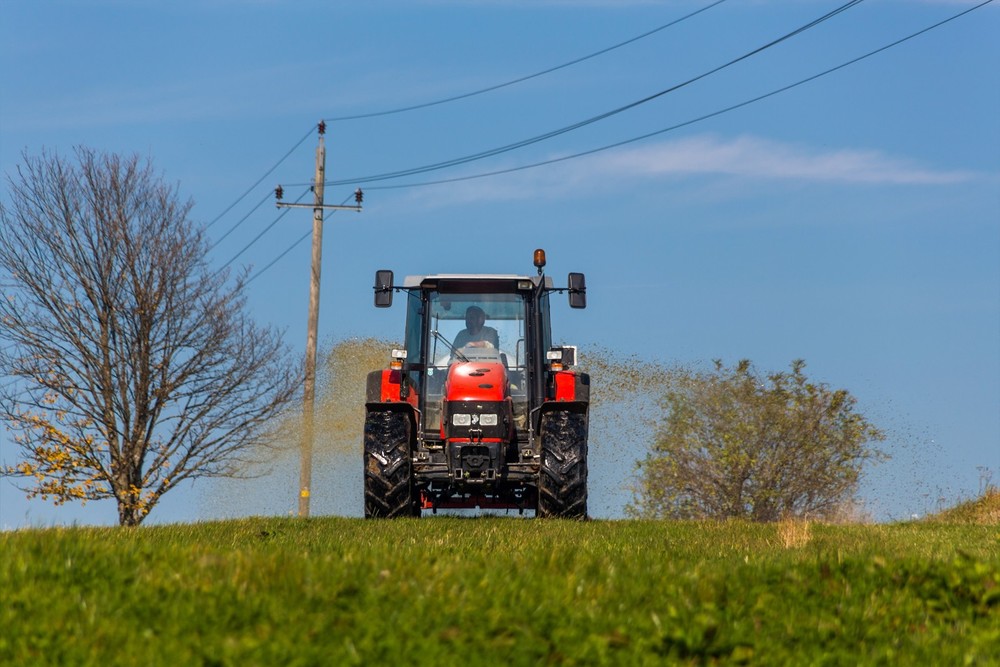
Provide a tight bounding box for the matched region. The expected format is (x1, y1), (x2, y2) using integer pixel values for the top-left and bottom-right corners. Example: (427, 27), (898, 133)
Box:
(201, 340), (665, 519)
(200, 342), (949, 522)
(576, 348), (664, 517)
(202, 338), (393, 518)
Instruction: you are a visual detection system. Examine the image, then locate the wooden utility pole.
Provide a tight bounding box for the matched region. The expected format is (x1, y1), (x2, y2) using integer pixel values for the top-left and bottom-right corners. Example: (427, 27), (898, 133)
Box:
(276, 121), (363, 518)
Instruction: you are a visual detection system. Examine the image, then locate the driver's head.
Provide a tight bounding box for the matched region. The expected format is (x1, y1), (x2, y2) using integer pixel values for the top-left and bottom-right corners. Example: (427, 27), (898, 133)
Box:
(465, 306), (486, 333)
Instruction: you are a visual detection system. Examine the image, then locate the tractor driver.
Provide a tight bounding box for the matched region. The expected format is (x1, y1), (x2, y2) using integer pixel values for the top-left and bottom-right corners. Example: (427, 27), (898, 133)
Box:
(452, 305), (499, 350)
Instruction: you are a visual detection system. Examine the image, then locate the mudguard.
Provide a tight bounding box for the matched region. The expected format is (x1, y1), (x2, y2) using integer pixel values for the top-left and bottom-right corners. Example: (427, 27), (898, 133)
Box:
(551, 370), (590, 405)
(365, 369), (420, 428)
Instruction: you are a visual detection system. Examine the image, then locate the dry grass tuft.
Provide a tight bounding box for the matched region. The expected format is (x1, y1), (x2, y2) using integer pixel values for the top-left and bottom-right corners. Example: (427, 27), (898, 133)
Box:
(777, 518), (812, 549)
(928, 487), (1000, 525)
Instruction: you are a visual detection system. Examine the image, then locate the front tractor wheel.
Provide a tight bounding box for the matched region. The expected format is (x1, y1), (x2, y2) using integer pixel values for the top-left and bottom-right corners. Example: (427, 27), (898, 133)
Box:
(537, 410), (588, 519)
(364, 409), (420, 518)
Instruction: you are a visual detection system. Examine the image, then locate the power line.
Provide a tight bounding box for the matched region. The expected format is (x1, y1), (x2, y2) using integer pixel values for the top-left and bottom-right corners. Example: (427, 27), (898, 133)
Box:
(204, 3), (730, 257)
(245, 229), (311, 285)
(246, 193), (358, 285)
(360, 0), (993, 192)
(215, 186), (311, 275)
(207, 189), (273, 251)
(230, 0), (992, 284)
(204, 126), (314, 230)
(314, 0), (865, 188)
(324, 0), (731, 122)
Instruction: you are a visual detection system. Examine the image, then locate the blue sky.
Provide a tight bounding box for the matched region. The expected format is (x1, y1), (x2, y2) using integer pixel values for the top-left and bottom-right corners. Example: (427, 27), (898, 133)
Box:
(1, 0), (997, 527)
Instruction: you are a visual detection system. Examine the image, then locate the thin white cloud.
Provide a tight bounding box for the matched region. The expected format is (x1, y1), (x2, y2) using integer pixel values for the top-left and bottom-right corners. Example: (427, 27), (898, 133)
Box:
(599, 134), (979, 185)
(405, 133), (983, 207)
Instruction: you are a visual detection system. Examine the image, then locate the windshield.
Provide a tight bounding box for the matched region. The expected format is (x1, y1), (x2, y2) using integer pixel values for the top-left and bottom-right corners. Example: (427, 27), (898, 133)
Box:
(409, 290), (529, 434)
(426, 291), (526, 368)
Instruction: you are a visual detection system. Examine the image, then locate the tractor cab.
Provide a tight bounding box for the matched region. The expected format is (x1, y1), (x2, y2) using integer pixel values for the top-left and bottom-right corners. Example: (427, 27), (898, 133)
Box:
(401, 278), (546, 438)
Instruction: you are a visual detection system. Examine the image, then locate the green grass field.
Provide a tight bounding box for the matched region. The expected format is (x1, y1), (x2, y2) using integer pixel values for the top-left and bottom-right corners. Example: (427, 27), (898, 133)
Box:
(2, 516), (998, 666)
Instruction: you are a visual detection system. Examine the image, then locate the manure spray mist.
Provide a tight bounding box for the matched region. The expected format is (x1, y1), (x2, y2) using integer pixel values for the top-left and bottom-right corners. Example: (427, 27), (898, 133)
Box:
(203, 338), (395, 518)
(200, 340), (662, 520)
(198, 340), (936, 523)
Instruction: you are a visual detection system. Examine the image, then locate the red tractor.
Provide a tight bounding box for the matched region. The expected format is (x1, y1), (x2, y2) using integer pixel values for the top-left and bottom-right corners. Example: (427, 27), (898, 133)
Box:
(364, 249), (589, 518)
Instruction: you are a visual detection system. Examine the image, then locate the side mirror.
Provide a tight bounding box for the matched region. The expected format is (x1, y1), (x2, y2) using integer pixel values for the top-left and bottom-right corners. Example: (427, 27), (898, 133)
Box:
(374, 270), (394, 307)
(567, 272), (586, 309)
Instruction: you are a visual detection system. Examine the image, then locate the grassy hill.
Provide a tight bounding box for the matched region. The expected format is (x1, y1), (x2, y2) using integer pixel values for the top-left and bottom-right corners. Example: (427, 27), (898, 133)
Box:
(2, 517), (998, 666)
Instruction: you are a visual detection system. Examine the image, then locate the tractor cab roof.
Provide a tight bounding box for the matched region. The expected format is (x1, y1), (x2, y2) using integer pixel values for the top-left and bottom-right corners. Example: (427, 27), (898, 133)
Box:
(403, 274), (554, 291)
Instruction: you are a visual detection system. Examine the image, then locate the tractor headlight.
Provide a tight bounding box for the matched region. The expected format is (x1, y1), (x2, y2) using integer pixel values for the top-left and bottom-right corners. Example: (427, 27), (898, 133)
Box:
(451, 413), (497, 427)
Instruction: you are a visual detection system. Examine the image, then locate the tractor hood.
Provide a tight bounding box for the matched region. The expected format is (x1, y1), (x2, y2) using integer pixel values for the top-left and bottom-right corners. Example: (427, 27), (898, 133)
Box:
(446, 359), (508, 403)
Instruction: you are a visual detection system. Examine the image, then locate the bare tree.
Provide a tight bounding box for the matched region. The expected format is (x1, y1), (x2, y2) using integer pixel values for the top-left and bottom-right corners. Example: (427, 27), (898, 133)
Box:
(628, 360), (886, 522)
(0, 147), (299, 526)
